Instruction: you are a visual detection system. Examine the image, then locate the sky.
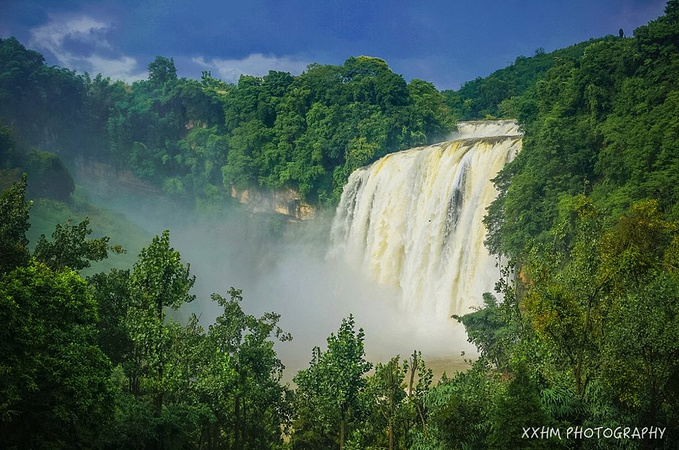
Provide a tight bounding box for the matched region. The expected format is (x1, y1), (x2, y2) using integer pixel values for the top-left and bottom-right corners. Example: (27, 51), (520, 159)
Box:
(0, 0), (669, 90)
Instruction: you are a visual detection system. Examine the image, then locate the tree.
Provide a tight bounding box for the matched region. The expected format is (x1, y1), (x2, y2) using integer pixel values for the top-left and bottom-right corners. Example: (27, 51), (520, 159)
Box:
(0, 122), (16, 169)
(354, 352), (434, 450)
(454, 291), (518, 372)
(522, 197), (605, 400)
(423, 359), (497, 449)
(127, 230), (195, 416)
(0, 261), (113, 449)
(289, 346), (337, 450)
(200, 288), (292, 449)
(601, 275), (679, 433)
(0, 177), (114, 448)
(292, 315), (372, 450)
(34, 217), (114, 271)
(96, 230), (198, 449)
(0, 175), (30, 273)
(148, 56), (178, 86)
(596, 201), (679, 437)
(363, 356), (406, 450)
(89, 268), (133, 366)
(404, 350), (433, 436)
(488, 363), (548, 450)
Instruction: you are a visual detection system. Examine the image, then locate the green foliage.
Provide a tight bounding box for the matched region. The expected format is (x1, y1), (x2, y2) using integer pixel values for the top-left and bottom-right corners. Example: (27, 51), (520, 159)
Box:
(470, 10), (679, 446)
(0, 37), (87, 154)
(93, 235), (291, 449)
(454, 291), (518, 372)
(359, 356), (407, 450)
(478, 197), (679, 447)
(0, 122), (16, 169)
(486, 6), (679, 260)
(444, 41), (592, 120)
(0, 175), (31, 273)
(3, 4), (679, 448)
(198, 288), (292, 449)
(89, 268), (133, 366)
(601, 275), (679, 428)
(0, 39), (454, 208)
(0, 261), (113, 449)
(148, 56), (178, 86)
(488, 363), (550, 449)
(34, 217), (113, 271)
(131, 229), (196, 313)
(423, 359), (498, 449)
(347, 351), (434, 450)
(25, 151), (75, 201)
(125, 230), (195, 410)
(292, 315), (372, 449)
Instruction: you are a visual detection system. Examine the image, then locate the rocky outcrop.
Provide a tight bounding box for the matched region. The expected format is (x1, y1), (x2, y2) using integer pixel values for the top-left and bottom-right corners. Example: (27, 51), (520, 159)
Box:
(230, 186), (316, 220)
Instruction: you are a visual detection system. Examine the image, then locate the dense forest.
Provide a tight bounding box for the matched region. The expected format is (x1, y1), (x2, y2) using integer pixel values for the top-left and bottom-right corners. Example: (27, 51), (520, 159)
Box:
(2, 0), (679, 449)
(0, 40), (453, 206)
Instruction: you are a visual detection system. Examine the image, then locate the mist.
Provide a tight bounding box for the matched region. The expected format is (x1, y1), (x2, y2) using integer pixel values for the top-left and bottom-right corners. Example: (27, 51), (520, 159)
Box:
(82, 180), (476, 379)
(171, 207), (476, 380)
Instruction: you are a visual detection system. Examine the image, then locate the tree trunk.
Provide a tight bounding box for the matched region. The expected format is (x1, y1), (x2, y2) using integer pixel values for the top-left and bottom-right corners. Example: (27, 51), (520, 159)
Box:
(339, 407), (346, 450)
(156, 296), (164, 450)
(234, 394), (241, 450)
(388, 419), (394, 450)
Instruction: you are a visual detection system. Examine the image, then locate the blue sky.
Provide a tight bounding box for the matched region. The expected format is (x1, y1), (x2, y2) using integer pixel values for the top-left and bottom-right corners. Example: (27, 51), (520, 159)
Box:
(0, 0), (668, 90)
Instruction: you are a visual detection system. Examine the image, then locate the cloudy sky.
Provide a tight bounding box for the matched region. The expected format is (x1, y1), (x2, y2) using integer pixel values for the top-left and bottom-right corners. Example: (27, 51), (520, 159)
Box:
(0, 0), (668, 90)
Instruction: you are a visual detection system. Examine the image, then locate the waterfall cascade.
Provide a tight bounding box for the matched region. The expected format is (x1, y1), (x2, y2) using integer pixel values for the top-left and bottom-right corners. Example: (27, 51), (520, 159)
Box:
(330, 120), (521, 319)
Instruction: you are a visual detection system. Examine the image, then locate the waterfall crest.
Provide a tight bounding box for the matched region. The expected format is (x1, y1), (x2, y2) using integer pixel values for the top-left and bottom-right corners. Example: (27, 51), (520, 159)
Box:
(329, 120), (521, 318)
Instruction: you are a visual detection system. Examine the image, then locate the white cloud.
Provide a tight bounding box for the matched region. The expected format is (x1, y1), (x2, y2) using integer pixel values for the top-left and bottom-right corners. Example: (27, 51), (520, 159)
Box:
(29, 14), (145, 82)
(84, 54), (143, 82)
(193, 54), (311, 84)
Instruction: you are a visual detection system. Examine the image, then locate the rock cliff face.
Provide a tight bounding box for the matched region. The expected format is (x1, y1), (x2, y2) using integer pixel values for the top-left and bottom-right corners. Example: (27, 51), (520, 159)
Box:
(230, 186), (316, 220)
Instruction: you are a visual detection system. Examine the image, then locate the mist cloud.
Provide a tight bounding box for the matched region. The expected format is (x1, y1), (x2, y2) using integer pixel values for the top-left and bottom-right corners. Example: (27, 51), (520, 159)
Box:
(163, 209), (475, 380)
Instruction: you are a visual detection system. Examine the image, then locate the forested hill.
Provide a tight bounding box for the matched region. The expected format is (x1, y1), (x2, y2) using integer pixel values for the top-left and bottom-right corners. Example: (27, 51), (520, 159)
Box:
(0, 43), (454, 205)
(480, 0), (679, 262)
(453, 4), (679, 449)
(2, 2), (679, 449)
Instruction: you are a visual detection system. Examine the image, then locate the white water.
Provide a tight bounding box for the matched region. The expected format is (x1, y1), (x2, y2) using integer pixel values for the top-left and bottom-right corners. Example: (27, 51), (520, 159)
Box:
(330, 120), (521, 320)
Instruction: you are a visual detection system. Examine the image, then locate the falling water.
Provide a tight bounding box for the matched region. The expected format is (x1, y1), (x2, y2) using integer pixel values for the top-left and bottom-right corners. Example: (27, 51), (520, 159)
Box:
(330, 120), (521, 319)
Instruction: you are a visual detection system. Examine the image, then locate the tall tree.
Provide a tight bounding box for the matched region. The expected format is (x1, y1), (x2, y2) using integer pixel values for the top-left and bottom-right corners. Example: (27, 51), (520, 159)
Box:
(127, 230), (195, 418)
(293, 315), (372, 450)
(364, 356), (406, 450)
(148, 56), (178, 86)
(200, 288), (292, 449)
(0, 181), (114, 448)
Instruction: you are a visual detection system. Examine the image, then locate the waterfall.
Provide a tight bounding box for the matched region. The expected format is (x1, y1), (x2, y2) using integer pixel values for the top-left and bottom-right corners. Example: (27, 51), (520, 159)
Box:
(329, 120), (521, 319)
